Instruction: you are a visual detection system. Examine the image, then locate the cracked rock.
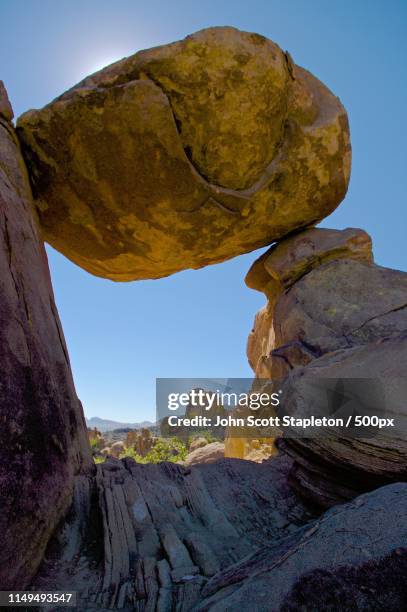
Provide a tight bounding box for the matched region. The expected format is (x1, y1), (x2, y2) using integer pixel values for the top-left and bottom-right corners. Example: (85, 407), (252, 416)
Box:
(16, 27), (350, 281)
(246, 227), (407, 508)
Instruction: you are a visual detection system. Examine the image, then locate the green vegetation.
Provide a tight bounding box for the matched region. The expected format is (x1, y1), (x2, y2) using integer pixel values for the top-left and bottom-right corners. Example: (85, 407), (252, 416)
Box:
(90, 437), (100, 451)
(93, 455), (105, 464)
(120, 437), (188, 464)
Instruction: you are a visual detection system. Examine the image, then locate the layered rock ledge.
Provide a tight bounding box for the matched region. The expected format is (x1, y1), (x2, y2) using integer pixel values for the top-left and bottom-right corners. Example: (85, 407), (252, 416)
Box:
(246, 226), (407, 508)
(31, 458), (407, 611)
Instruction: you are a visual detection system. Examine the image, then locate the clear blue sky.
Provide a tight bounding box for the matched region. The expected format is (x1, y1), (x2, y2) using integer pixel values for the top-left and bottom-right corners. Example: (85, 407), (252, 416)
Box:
(1, 1), (406, 422)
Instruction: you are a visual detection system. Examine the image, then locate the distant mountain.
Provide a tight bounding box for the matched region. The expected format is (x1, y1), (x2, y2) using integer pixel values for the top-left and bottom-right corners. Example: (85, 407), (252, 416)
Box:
(86, 416), (154, 432)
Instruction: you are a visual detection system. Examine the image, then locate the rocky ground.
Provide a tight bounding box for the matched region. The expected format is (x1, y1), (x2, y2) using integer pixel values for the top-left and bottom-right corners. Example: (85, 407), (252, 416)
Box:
(31, 458), (407, 611)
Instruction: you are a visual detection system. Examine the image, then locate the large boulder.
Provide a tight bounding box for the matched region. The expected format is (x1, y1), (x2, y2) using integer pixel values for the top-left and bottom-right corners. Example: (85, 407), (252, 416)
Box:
(17, 27), (350, 281)
(0, 84), (92, 589)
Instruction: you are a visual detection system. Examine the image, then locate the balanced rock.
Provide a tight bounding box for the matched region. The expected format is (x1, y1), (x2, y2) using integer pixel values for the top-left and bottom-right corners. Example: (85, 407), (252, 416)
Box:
(17, 27), (350, 281)
(0, 93), (92, 588)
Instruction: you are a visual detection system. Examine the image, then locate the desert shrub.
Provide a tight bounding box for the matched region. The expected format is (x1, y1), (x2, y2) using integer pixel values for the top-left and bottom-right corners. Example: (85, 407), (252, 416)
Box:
(93, 455), (105, 464)
(120, 437), (187, 464)
(90, 437), (100, 450)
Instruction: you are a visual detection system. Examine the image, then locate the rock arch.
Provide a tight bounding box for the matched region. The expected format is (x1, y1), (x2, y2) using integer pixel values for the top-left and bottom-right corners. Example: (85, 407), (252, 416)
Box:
(1, 27), (406, 609)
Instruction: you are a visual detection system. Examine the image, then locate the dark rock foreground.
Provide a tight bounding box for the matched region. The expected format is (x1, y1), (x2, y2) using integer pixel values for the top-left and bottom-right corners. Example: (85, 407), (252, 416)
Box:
(31, 458), (407, 611)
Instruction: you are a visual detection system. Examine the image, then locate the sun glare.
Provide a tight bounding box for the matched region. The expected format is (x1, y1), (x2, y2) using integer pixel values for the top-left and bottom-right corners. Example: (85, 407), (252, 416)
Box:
(86, 55), (124, 75)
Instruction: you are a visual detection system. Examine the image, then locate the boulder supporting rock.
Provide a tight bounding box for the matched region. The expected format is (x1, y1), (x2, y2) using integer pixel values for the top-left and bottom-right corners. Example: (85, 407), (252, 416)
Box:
(246, 226), (407, 508)
(0, 90), (92, 588)
(246, 226), (373, 298)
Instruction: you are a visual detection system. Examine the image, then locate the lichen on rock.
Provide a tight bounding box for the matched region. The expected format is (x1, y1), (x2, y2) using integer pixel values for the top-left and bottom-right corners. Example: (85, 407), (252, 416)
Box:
(17, 27), (351, 281)
(246, 226), (407, 508)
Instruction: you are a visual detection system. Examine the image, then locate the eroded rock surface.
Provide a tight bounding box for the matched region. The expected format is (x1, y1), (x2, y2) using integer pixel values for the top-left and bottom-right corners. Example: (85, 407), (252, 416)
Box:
(17, 27), (350, 281)
(32, 455), (310, 610)
(0, 87), (92, 589)
(247, 227), (374, 376)
(246, 226), (372, 298)
(32, 460), (407, 611)
(197, 483), (407, 611)
(279, 333), (407, 508)
(246, 226), (407, 508)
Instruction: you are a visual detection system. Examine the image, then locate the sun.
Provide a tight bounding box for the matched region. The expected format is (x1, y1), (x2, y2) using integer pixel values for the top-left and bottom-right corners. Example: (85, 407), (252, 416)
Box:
(86, 55), (124, 75)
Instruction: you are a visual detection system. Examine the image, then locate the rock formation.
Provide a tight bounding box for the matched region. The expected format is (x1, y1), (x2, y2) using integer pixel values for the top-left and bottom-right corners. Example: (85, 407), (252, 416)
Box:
(31, 459), (407, 611)
(126, 427), (157, 457)
(1, 24), (406, 609)
(224, 430), (276, 461)
(246, 226), (407, 508)
(110, 440), (126, 458)
(0, 83), (92, 589)
(184, 441), (225, 466)
(189, 436), (209, 452)
(17, 27), (350, 281)
(196, 483), (407, 611)
(246, 227), (373, 376)
(88, 427), (106, 451)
